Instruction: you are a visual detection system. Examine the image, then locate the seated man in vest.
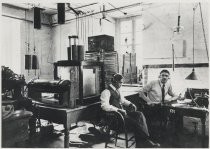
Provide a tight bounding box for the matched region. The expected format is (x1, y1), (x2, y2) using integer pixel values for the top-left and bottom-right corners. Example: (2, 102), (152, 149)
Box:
(100, 73), (160, 148)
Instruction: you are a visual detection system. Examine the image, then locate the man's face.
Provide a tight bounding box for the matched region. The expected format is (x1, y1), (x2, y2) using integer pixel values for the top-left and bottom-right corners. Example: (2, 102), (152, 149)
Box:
(160, 72), (170, 84)
(114, 79), (123, 89)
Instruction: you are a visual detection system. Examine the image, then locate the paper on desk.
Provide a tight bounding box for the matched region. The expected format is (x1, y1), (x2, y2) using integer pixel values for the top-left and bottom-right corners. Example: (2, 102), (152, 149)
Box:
(177, 99), (192, 104)
(171, 103), (186, 107)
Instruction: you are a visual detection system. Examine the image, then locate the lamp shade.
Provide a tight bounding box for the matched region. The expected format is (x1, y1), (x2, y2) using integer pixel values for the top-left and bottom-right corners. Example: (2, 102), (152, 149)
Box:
(185, 68), (198, 80)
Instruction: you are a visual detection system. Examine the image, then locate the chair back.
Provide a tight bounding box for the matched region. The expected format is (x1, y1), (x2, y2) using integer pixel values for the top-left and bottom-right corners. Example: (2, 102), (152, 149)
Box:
(100, 110), (125, 133)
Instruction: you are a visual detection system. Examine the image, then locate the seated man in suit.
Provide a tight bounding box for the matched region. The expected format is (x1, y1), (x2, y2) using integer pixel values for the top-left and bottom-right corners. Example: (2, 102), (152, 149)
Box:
(100, 73), (160, 148)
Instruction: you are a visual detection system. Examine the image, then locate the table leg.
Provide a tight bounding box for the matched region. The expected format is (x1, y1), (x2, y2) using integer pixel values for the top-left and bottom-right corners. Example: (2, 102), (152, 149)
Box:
(64, 124), (69, 148)
(29, 116), (36, 137)
(201, 117), (206, 148)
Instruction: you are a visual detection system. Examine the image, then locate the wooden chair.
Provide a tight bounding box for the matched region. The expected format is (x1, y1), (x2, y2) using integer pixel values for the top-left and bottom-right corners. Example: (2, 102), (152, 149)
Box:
(101, 111), (135, 148)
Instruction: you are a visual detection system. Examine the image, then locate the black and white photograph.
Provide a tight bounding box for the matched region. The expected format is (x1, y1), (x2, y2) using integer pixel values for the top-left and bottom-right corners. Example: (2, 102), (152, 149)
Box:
(1, 0), (209, 148)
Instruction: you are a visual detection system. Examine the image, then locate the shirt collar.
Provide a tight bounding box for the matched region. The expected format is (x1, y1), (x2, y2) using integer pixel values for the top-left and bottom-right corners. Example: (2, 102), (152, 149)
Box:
(159, 80), (166, 87)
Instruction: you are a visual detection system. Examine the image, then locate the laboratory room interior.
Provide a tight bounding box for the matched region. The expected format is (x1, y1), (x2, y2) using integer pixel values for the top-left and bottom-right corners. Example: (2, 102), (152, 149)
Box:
(1, 0), (209, 148)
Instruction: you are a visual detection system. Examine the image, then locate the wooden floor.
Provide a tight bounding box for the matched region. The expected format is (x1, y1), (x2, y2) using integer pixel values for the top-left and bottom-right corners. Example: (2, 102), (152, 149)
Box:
(4, 117), (209, 148)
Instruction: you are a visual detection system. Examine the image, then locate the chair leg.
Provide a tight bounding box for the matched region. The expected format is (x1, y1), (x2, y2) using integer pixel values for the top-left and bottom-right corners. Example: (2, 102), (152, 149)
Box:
(125, 132), (128, 148)
(105, 140), (108, 148)
(105, 128), (110, 148)
(105, 133), (109, 148)
(115, 133), (118, 147)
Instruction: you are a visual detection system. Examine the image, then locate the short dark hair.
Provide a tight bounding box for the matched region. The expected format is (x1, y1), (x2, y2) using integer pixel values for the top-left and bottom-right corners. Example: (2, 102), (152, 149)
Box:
(160, 69), (170, 75)
(112, 73), (123, 83)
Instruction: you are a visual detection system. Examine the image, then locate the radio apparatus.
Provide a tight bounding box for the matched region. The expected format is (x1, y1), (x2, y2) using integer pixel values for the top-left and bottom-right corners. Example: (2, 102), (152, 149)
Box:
(185, 88), (209, 108)
(28, 79), (71, 107)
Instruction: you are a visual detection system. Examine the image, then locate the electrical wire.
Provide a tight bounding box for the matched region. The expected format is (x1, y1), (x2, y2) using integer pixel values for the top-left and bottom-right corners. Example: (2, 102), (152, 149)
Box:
(188, 89), (200, 107)
(198, 2), (209, 61)
(25, 9), (27, 54)
(59, 25), (61, 60)
(27, 4), (31, 75)
(145, 11), (173, 32)
(47, 26), (54, 64)
(108, 2), (127, 15)
(192, 7), (195, 69)
(33, 24), (36, 54)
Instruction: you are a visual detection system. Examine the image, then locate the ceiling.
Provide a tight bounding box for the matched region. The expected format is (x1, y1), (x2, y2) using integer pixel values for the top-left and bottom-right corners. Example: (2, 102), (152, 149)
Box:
(5, 1), (153, 18)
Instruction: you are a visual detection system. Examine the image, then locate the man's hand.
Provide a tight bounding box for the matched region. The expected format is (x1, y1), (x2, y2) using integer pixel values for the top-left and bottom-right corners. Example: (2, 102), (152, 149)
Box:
(117, 109), (127, 116)
(177, 95), (185, 100)
(147, 101), (159, 107)
(147, 101), (154, 106)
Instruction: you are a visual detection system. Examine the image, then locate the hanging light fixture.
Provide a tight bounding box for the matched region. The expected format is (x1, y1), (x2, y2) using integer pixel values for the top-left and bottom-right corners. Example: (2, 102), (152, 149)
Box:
(185, 5), (198, 80)
(173, 1), (184, 36)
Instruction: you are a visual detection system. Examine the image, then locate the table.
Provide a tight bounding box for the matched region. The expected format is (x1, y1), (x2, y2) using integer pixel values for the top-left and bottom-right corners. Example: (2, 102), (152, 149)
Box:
(124, 93), (209, 147)
(31, 101), (100, 148)
(162, 103), (209, 148)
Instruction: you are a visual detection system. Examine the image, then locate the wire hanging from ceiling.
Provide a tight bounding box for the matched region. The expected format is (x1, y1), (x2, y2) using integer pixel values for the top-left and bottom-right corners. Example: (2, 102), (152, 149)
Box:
(185, 4), (198, 80)
(47, 26), (54, 64)
(198, 2), (209, 61)
(24, 9), (28, 54)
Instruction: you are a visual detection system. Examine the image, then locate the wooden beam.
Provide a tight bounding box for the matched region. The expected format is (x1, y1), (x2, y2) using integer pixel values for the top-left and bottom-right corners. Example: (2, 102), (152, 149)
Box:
(143, 63), (209, 69)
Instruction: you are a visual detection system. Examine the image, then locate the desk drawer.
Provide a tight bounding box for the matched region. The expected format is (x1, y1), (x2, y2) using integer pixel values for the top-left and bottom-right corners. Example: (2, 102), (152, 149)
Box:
(183, 116), (209, 136)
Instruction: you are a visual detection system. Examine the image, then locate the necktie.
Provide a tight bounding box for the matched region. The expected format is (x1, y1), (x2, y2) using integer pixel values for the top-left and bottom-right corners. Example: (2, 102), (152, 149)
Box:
(161, 84), (165, 104)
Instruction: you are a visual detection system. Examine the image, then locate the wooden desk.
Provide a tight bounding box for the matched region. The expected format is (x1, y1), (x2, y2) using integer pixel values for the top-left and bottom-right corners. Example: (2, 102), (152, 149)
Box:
(162, 104), (208, 148)
(32, 101), (100, 148)
(123, 93), (209, 147)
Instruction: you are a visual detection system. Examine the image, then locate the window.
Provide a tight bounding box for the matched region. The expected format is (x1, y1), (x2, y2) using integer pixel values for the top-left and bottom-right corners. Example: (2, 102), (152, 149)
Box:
(120, 20), (132, 53)
(119, 17), (144, 83)
(119, 17), (143, 68)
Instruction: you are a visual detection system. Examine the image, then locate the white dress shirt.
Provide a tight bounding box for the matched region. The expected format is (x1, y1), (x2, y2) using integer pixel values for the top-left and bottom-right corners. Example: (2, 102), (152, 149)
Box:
(100, 84), (131, 112)
(142, 80), (176, 102)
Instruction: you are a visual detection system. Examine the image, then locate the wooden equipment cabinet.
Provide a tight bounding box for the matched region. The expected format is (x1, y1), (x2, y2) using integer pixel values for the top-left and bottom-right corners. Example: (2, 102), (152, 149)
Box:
(54, 60), (105, 106)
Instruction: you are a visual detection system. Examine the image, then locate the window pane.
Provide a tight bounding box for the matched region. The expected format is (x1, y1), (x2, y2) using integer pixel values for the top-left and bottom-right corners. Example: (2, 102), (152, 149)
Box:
(120, 20), (132, 33)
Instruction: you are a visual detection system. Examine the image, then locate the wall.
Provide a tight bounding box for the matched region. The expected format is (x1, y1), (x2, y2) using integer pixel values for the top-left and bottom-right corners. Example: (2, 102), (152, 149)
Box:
(1, 16), (21, 74)
(2, 4), (54, 81)
(2, 3), (209, 89)
(51, 14), (115, 62)
(140, 2), (209, 93)
(2, 4), (115, 81)
(143, 67), (209, 95)
(142, 2), (209, 64)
